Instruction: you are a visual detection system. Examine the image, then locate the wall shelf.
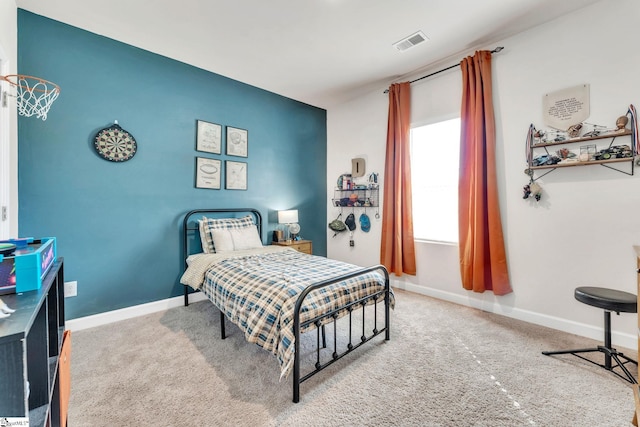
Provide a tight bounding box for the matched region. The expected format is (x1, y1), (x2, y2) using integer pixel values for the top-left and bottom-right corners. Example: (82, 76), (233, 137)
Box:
(531, 129), (631, 148)
(332, 188), (379, 208)
(528, 157), (633, 170)
(526, 129), (635, 179)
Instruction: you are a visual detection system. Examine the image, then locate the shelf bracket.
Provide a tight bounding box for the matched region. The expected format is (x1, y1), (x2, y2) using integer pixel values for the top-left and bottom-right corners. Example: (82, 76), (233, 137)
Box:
(600, 162), (634, 176)
(526, 168), (557, 182)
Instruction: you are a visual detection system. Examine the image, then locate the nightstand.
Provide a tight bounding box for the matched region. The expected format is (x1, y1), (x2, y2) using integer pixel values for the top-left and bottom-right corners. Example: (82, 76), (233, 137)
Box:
(272, 239), (313, 254)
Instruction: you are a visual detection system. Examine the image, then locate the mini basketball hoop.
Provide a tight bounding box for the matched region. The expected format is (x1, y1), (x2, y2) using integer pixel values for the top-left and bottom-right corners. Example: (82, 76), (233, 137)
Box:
(0, 74), (60, 121)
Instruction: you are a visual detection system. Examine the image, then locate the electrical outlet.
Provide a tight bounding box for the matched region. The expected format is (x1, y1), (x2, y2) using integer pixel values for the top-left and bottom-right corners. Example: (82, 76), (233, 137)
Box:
(64, 281), (77, 298)
(349, 239), (354, 247)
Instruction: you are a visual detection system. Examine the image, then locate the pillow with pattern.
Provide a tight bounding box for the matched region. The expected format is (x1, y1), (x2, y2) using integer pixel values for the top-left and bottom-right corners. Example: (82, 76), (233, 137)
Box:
(198, 215), (255, 253)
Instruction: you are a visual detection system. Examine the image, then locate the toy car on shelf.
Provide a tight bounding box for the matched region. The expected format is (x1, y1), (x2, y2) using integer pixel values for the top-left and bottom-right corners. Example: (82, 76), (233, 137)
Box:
(593, 145), (632, 161)
(532, 154), (561, 166)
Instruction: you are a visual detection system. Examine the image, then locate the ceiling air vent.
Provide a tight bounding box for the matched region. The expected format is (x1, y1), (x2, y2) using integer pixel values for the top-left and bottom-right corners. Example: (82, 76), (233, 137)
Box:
(393, 31), (429, 52)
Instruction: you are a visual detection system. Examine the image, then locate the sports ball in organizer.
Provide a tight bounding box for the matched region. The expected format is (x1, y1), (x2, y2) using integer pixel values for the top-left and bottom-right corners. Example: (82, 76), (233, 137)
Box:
(94, 124), (137, 162)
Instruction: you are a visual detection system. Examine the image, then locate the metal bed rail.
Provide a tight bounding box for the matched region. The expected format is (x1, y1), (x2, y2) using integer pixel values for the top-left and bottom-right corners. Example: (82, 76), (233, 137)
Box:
(292, 264), (391, 403)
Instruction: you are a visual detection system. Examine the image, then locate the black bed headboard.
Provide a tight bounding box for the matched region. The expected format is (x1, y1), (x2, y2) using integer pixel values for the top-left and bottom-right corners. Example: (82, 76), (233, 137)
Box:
(182, 208), (263, 266)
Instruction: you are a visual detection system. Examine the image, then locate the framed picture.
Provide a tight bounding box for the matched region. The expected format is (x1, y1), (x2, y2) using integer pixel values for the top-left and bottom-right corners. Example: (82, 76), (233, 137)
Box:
(196, 120), (222, 154)
(195, 157), (221, 189)
(226, 126), (248, 157)
(225, 160), (247, 190)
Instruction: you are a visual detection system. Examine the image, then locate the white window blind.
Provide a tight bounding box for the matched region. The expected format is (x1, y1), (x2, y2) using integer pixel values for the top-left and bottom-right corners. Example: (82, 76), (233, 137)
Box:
(410, 118), (460, 243)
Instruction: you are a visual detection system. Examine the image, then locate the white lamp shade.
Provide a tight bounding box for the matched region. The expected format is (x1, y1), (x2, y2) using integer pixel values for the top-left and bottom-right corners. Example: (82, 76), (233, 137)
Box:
(278, 209), (299, 224)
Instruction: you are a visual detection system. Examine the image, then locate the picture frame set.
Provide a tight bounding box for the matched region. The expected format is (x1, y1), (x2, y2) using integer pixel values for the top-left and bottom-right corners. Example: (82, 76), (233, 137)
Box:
(196, 120), (222, 154)
(195, 157), (221, 189)
(225, 160), (247, 190)
(225, 126), (248, 158)
(195, 120), (247, 190)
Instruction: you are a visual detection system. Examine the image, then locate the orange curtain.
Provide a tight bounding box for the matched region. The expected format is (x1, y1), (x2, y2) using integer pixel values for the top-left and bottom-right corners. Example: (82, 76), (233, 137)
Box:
(458, 51), (512, 295)
(380, 82), (416, 276)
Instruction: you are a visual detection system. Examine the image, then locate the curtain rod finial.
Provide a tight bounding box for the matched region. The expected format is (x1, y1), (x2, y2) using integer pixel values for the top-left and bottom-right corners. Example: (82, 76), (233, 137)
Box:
(493, 46), (504, 53)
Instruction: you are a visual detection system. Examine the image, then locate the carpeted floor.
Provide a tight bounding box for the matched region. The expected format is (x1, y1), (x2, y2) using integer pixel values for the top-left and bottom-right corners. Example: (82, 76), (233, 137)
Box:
(68, 289), (637, 426)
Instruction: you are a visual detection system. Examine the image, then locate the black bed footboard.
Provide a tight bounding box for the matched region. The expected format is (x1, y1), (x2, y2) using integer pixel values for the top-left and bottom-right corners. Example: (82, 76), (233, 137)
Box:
(292, 264), (391, 403)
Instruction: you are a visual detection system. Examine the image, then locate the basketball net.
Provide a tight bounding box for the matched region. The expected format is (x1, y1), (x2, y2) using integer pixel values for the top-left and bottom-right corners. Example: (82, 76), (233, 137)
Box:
(1, 74), (60, 121)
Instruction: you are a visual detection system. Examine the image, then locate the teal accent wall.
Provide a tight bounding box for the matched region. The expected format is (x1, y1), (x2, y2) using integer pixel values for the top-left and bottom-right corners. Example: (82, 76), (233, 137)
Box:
(17, 10), (327, 319)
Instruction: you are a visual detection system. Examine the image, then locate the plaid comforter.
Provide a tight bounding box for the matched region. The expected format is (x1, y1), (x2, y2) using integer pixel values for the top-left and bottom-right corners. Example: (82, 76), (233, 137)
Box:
(180, 246), (392, 379)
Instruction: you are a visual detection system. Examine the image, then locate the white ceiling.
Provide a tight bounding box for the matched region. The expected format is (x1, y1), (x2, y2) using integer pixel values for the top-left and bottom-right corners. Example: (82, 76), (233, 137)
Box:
(16, 0), (602, 109)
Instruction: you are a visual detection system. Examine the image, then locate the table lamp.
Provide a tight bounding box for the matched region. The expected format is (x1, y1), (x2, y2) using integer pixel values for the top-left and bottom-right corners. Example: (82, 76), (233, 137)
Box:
(278, 209), (299, 243)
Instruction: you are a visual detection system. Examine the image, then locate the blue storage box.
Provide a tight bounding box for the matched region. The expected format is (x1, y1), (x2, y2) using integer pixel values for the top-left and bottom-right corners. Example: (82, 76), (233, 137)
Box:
(0, 237), (57, 293)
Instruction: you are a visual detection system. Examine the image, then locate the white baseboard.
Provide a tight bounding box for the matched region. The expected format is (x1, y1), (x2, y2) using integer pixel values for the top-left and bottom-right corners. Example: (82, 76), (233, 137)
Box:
(67, 283), (637, 351)
(392, 280), (637, 351)
(66, 291), (208, 331)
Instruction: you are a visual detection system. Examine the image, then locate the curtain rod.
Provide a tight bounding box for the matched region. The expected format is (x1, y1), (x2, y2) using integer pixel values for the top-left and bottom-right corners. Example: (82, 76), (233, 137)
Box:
(383, 46), (504, 94)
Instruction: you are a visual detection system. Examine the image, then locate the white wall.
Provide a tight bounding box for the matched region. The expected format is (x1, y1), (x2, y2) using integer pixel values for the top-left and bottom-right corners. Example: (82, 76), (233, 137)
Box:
(327, 89), (388, 267)
(0, 0), (19, 238)
(327, 0), (640, 349)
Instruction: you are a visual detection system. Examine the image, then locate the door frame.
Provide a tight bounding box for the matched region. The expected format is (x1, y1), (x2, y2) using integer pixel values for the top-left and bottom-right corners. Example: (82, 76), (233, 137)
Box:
(0, 43), (11, 239)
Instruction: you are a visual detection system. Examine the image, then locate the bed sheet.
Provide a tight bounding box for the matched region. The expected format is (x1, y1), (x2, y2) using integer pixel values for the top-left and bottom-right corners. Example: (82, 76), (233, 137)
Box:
(180, 246), (392, 379)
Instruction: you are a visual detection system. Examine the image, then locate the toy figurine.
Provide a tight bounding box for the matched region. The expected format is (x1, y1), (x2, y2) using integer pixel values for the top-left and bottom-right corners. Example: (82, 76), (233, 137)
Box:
(523, 182), (542, 202)
(529, 182), (542, 201)
(567, 123), (582, 138)
(616, 115), (629, 132)
(533, 129), (546, 144)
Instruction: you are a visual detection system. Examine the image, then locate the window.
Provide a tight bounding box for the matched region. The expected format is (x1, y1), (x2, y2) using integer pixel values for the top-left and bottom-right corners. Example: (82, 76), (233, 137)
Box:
(410, 118), (460, 243)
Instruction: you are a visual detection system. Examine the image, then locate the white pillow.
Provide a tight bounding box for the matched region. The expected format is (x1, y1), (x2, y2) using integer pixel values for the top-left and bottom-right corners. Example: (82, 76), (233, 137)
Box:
(231, 226), (263, 251)
(210, 229), (235, 253)
(210, 225), (263, 253)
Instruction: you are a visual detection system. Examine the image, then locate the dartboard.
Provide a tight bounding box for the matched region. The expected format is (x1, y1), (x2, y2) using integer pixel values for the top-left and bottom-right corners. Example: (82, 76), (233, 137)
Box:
(94, 124), (137, 162)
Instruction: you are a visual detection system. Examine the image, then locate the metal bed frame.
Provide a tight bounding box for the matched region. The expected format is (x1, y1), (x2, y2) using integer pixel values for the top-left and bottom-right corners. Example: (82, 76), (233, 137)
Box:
(182, 208), (391, 403)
